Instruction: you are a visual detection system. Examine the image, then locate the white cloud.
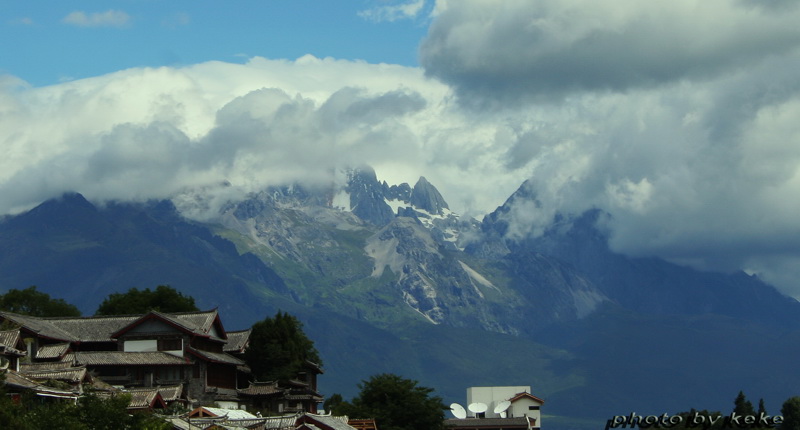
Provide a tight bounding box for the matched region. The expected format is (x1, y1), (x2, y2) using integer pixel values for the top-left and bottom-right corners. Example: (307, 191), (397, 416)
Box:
(162, 12), (190, 28)
(3, 0), (800, 301)
(63, 10), (130, 28)
(420, 0), (800, 105)
(359, 0), (426, 22)
(17, 17), (34, 25)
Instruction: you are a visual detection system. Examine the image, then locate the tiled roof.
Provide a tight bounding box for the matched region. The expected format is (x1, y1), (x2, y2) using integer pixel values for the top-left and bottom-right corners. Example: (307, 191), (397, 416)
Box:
(509, 391), (545, 404)
(167, 414), (302, 430)
(2, 370), (80, 398)
(186, 347), (244, 365)
(158, 384), (183, 401)
(36, 342), (70, 359)
(158, 310), (226, 341)
(238, 381), (282, 396)
(163, 418), (206, 430)
(0, 309), (225, 343)
(284, 379), (311, 388)
(49, 315), (139, 342)
(21, 366), (88, 383)
(297, 414), (357, 430)
(20, 361), (74, 371)
(223, 328), (251, 353)
(0, 329), (21, 348)
(444, 417), (532, 428)
(0, 329), (24, 355)
(285, 393), (324, 401)
(126, 384), (183, 402)
(0, 312), (81, 341)
(262, 415), (301, 428)
(73, 351), (189, 366)
(128, 389), (160, 409)
(303, 360), (324, 374)
(191, 406), (258, 419)
(0, 311), (138, 342)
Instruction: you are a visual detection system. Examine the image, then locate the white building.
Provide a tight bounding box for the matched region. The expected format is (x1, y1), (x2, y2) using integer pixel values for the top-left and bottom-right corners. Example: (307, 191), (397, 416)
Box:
(446, 386), (545, 429)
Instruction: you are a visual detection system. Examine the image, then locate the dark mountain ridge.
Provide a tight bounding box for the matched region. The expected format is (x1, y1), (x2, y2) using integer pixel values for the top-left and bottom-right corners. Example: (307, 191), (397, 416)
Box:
(2, 171), (799, 429)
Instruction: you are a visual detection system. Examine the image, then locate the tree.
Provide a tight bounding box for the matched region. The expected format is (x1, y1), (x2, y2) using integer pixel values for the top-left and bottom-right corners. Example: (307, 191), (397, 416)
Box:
(1, 389), (170, 430)
(734, 390), (756, 417)
(0, 372), (26, 429)
(95, 285), (198, 315)
(781, 397), (800, 430)
(339, 373), (446, 430)
(243, 311), (321, 382)
(0, 286), (81, 317)
(323, 393), (345, 415)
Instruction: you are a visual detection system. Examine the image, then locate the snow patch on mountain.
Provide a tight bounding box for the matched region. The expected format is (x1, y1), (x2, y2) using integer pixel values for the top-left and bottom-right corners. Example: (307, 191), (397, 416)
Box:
(332, 189), (351, 211)
(571, 288), (607, 319)
(458, 261), (499, 295)
(366, 235), (404, 277)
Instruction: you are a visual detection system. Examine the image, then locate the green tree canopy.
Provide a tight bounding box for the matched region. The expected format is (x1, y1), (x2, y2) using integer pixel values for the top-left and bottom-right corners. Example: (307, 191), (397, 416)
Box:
(0, 388), (169, 430)
(0, 286), (81, 317)
(95, 285), (198, 315)
(243, 311), (322, 382)
(782, 397), (800, 430)
(336, 373), (446, 430)
(734, 391), (756, 417)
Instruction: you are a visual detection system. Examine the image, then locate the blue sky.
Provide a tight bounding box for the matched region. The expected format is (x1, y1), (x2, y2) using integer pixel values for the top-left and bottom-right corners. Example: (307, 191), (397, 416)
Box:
(1, 1), (430, 86)
(3, 0), (800, 297)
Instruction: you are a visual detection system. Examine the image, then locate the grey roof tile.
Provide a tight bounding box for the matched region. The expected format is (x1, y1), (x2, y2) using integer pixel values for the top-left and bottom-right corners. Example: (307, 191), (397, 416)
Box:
(21, 367), (88, 383)
(186, 347), (244, 365)
(223, 329), (251, 352)
(73, 351), (189, 366)
(36, 342), (70, 359)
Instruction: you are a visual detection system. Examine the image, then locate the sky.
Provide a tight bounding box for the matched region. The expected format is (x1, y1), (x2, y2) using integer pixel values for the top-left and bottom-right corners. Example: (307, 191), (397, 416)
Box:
(3, 0), (800, 297)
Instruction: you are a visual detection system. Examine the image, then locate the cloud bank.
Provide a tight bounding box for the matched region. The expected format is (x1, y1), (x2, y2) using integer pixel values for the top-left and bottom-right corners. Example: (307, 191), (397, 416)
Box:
(3, 0), (800, 298)
(421, 0), (800, 104)
(418, 0), (800, 295)
(359, 0), (427, 23)
(62, 10), (131, 28)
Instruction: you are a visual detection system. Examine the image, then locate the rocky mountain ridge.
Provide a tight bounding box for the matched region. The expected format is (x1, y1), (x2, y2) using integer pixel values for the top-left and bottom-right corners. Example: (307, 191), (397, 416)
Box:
(2, 168), (800, 427)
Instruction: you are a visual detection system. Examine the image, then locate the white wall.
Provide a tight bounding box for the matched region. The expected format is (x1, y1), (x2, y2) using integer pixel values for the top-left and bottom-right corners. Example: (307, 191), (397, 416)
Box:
(508, 396), (543, 423)
(124, 339), (157, 352)
(123, 338), (183, 357)
(466, 386), (530, 418)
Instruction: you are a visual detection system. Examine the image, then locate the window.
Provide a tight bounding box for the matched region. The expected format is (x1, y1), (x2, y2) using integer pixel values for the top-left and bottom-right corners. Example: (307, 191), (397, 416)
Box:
(158, 338), (182, 351)
(158, 366), (182, 381)
(529, 406), (540, 411)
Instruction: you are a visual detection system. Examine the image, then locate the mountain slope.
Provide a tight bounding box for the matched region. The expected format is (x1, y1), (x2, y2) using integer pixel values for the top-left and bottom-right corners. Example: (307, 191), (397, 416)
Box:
(2, 172), (800, 429)
(0, 193), (285, 326)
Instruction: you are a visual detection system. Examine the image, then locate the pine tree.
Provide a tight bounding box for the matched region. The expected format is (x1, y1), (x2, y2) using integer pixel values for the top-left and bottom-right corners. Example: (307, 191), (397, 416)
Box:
(734, 391), (756, 417)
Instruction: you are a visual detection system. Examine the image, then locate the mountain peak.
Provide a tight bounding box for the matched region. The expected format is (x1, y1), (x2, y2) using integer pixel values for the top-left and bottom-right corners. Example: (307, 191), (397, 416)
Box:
(409, 176), (449, 215)
(345, 166), (395, 225)
(25, 192), (98, 219)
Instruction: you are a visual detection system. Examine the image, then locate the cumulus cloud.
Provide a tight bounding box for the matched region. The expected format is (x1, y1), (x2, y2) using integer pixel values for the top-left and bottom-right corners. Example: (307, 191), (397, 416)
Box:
(3, 0), (800, 300)
(358, 0), (427, 22)
(162, 12), (191, 28)
(420, 0), (800, 105)
(63, 10), (130, 28)
(0, 57), (478, 215)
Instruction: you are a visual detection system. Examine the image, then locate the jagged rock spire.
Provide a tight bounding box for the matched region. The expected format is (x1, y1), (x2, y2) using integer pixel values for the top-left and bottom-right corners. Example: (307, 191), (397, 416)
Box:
(409, 176), (449, 215)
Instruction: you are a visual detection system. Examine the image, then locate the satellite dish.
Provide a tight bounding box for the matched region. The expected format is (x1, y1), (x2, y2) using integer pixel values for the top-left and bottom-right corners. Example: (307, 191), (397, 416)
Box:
(468, 402), (488, 414)
(500, 411), (508, 418)
(494, 400), (511, 414)
(450, 403), (467, 419)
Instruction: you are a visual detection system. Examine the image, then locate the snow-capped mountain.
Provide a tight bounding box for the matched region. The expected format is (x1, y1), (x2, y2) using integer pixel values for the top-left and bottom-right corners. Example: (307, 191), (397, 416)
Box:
(3, 168), (800, 426)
